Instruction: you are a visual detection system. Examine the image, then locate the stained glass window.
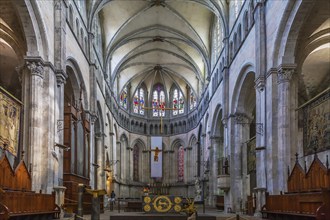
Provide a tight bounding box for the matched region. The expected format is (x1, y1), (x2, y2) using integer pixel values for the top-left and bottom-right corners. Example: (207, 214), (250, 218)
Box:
(152, 84), (165, 117)
(133, 88), (145, 115)
(133, 91), (139, 113)
(139, 88), (145, 115)
(178, 146), (184, 182)
(212, 16), (224, 68)
(120, 87), (127, 109)
(173, 89), (184, 115)
(190, 92), (197, 110)
(133, 145), (139, 181)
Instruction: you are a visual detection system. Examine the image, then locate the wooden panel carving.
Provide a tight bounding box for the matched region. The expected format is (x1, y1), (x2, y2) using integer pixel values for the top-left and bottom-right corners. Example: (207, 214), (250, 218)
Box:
(305, 156), (329, 191)
(0, 155), (31, 191)
(14, 160), (32, 191)
(263, 154), (330, 219)
(288, 160), (306, 193)
(287, 154), (329, 193)
(0, 155), (15, 190)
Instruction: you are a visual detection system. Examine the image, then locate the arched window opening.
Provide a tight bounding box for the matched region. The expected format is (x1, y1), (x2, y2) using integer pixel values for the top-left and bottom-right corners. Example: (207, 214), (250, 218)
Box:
(69, 5), (73, 26)
(190, 92), (197, 110)
(133, 87), (145, 115)
(152, 84), (165, 117)
(76, 19), (80, 38)
(120, 87), (128, 109)
(173, 89), (184, 115)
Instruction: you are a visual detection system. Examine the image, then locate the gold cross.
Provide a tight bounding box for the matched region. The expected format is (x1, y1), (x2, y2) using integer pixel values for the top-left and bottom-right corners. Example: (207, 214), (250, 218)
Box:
(142, 105), (182, 133)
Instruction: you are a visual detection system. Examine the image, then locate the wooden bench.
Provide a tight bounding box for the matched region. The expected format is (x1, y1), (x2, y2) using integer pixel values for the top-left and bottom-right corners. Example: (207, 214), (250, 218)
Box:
(261, 191), (330, 220)
(261, 153), (330, 220)
(0, 154), (60, 219)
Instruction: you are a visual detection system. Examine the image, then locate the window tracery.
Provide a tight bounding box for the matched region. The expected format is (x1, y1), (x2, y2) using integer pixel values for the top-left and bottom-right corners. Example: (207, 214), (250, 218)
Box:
(133, 87), (145, 115)
(173, 89), (185, 115)
(152, 84), (165, 117)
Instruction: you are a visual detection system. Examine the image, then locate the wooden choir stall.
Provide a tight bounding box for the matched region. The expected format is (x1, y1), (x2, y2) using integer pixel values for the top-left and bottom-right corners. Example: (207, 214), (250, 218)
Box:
(261, 153), (330, 220)
(0, 154), (60, 220)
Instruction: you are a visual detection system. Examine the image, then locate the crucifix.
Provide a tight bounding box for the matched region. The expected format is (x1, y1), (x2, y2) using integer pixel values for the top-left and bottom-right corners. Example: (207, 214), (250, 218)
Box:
(151, 146), (161, 162)
(142, 104), (183, 133)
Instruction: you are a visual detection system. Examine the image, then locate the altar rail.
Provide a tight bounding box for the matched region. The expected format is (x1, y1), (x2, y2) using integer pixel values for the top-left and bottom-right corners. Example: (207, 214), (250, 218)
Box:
(261, 153), (330, 219)
(0, 154), (60, 219)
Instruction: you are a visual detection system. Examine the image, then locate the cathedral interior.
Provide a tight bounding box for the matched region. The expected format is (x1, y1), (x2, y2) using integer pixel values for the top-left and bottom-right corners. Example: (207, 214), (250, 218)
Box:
(0, 0), (329, 219)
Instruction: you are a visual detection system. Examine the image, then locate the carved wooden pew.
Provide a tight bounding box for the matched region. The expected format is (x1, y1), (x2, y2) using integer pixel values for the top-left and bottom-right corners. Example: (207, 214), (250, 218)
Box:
(261, 154), (330, 220)
(0, 154), (60, 219)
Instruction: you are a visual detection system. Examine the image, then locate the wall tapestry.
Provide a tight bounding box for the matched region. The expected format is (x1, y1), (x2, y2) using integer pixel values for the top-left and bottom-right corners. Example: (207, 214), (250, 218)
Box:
(303, 90), (330, 155)
(0, 87), (21, 156)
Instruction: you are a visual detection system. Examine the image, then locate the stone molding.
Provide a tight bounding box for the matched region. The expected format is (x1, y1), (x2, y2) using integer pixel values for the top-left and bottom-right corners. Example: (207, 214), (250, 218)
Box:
(277, 64), (296, 84)
(210, 135), (221, 140)
(266, 68), (277, 79)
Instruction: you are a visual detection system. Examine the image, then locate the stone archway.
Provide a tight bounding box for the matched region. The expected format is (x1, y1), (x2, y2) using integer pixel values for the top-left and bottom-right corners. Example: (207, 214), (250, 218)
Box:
(210, 105), (224, 208)
(230, 65), (256, 213)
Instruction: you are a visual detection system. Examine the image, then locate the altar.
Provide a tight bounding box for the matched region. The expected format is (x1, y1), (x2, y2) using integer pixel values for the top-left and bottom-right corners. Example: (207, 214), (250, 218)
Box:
(142, 195), (183, 213)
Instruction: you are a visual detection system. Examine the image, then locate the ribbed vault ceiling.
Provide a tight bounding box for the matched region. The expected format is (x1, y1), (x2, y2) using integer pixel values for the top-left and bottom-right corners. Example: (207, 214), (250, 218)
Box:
(95, 0), (225, 101)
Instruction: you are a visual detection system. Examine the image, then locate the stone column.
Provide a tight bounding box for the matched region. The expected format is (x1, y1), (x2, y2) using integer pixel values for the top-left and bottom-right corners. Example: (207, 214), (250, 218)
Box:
(25, 60), (45, 192)
(53, 186), (66, 212)
(254, 76), (267, 216)
(232, 113), (250, 213)
(90, 114), (98, 189)
(54, 73), (66, 188)
(95, 133), (105, 190)
(277, 64), (296, 192)
(209, 136), (221, 207)
(77, 183), (85, 218)
(54, 0), (67, 188)
(253, 1), (267, 214)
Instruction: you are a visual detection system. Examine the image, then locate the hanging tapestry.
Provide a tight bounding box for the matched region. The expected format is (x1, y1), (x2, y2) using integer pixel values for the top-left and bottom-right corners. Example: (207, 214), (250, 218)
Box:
(303, 90), (330, 155)
(0, 87), (21, 156)
(151, 136), (162, 178)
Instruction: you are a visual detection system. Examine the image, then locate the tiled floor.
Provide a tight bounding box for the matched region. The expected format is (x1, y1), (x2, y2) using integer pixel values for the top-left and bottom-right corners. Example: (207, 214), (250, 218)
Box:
(66, 207), (266, 220)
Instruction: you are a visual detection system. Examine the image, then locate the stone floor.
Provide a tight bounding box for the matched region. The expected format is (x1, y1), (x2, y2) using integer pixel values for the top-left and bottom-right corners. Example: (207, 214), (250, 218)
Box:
(65, 206), (266, 220)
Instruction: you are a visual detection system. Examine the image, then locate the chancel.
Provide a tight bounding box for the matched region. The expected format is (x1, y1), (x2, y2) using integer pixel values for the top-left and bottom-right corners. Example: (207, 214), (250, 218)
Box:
(0, 0), (329, 220)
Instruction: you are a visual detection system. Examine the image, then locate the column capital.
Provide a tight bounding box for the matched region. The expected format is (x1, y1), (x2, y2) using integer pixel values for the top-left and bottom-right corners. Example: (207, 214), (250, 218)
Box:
(85, 111), (98, 123)
(255, 75), (265, 92)
(25, 58), (45, 78)
(55, 69), (67, 86)
(277, 64), (296, 84)
(234, 113), (251, 124)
